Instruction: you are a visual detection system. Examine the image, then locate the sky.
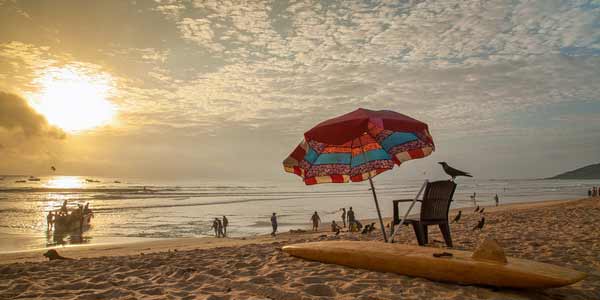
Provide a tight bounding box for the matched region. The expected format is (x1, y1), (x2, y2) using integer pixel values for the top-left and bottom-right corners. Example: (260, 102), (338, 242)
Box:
(0, 0), (599, 183)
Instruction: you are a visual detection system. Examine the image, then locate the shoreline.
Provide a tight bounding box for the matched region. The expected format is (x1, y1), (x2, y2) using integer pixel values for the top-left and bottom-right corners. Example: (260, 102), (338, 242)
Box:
(0, 197), (581, 265)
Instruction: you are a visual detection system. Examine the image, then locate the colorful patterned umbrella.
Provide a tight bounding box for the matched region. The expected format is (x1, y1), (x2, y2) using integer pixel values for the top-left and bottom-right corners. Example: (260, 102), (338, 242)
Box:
(283, 108), (435, 241)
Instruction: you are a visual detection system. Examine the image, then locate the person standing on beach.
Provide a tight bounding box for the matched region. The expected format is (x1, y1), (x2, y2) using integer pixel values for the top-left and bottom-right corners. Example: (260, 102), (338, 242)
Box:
(271, 213), (278, 236)
(347, 207), (355, 232)
(211, 218), (220, 237)
(589, 189), (593, 197)
(222, 216), (228, 237)
(470, 192), (477, 207)
(593, 187), (598, 197)
(310, 211), (321, 231)
(217, 218), (224, 237)
(341, 208), (346, 227)
(494, 194), (499, 206)
(47, 211), (54, 231)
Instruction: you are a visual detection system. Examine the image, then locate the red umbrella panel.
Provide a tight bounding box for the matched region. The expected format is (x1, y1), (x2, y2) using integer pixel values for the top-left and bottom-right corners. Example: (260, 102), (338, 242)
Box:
(284, 120), (434, 185)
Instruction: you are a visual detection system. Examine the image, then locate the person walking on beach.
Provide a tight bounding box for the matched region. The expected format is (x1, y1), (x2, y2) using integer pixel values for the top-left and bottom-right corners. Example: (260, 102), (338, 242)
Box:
(222, 216), (228, 237)
(494, 194), (499, 206)
(271, 213), (278, 236)
(341, 208), (346, 227)
(311, 211), (321, 231)
(589, 189), (593, 198)
(593, 187), (598, 198)
(347, 207), (355, 232)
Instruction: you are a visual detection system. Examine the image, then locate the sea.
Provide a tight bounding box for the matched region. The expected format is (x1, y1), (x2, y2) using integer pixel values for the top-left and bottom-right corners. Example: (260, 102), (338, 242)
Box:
(0, 175), (596, 253)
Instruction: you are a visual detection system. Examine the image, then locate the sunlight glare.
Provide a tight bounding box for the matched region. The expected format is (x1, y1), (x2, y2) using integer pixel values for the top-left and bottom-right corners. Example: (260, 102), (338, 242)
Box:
(45, 176), (84, 189)
(29, 66), (117, 132)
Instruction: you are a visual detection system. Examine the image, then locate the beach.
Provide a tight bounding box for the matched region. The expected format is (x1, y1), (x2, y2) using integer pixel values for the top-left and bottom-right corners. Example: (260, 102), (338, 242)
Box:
(1, 197), (599, 300)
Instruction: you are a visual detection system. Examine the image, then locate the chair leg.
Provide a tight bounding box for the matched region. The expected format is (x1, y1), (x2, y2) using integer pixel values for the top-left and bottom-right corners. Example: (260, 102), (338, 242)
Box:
(422, 225), (429, 245)
(439, 223), (453, 248)
(411, 223), (425, 246)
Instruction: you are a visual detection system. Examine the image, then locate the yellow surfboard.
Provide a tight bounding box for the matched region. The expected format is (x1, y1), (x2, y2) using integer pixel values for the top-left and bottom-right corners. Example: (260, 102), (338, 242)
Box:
(282, 241), (586, 288)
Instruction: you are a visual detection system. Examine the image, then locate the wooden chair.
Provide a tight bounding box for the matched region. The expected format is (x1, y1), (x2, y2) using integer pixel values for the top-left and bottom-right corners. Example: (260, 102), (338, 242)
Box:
(392, 180), (457, 247)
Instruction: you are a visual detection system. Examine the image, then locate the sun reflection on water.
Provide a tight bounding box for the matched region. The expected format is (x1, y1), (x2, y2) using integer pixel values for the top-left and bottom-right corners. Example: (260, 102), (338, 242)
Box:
(44, 176), (84, 189)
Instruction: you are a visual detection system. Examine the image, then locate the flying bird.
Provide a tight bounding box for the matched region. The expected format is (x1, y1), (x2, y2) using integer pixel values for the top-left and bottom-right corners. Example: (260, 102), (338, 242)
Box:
(51, 166), (56, 172)
(479, 208), (485, 214)
(452, 210), (462, 223)
(474, 205), (480, 212)
(438, 162), (472, 180)
(472, 217), (486, 231)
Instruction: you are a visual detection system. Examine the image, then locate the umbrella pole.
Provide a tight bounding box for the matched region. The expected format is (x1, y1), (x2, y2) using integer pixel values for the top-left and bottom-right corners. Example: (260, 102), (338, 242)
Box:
(368, 177), (388, 242)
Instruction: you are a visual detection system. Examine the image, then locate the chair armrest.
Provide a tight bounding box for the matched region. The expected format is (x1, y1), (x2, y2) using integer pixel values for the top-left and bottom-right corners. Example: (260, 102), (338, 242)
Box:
(393, 199), (422, 203)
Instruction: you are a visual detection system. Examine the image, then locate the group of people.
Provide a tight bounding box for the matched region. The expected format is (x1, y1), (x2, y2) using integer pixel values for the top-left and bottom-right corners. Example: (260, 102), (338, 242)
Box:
(46, 201), (92, 231)
(588, 187), (600, 197)
(211, 216), (229, 237)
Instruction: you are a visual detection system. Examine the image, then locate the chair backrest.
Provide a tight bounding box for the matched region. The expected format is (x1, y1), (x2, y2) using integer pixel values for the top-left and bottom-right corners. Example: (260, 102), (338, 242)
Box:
(419, 180), (457, 222)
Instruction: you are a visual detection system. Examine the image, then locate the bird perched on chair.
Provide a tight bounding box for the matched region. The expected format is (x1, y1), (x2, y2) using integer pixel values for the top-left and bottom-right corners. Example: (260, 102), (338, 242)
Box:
(472, 217), (485, 231)
(438, 162), (472, 181)
(452, 210), (462, 223)
(474, 205), (480, 212)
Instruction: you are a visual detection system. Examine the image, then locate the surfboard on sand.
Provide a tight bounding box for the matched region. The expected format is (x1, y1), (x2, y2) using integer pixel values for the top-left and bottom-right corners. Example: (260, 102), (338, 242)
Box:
(282, 240), (586, 289)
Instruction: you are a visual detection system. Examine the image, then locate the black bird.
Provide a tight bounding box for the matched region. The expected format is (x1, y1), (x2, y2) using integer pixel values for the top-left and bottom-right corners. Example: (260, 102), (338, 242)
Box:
(368, 222), (376, 233)
(438, 162), (472, 180)
(479, 208), (485, 214)
(452, 210), (462, 223)
(361, 225), (370, 234)
(472, 217), (485, 231)
(51, 166), (56, 172)
(474, 205), (480, 212)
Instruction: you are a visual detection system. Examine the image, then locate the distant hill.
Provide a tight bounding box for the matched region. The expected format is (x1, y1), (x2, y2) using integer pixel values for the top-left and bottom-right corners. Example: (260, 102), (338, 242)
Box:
(548, 163), (600, 179)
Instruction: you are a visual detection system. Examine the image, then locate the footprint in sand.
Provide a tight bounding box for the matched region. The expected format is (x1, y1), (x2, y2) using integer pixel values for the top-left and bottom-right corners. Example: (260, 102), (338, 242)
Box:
(304, 284), (336, 297)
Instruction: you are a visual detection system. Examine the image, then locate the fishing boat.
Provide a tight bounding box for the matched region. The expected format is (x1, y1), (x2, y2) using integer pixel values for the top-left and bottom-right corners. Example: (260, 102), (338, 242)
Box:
(28, 176), (41, 181)
(53, 210), (93, 233)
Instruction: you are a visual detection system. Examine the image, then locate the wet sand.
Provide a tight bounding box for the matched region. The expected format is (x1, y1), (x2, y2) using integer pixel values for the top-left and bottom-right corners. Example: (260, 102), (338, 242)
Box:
(1, 197), (599, 299)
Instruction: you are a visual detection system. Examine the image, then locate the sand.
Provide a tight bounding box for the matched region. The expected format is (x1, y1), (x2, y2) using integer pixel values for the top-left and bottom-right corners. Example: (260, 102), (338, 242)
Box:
(1, 197), (599, 299)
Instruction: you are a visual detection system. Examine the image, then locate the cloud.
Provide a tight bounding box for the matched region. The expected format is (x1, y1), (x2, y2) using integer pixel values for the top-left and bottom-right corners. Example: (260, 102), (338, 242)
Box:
(0, 91), (65, 138)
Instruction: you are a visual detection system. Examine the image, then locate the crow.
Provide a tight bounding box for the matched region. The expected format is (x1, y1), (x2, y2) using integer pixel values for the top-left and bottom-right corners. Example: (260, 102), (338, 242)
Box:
(51, 166), (56, 172)
(452, 210), (462, 223)
(474, 205), (480, 212)
(361, 224), (370, 234)
(438, 162), (472, 180)
(368, 222), (376, 233)
(472, 217), (485, 231)
(479, 208), (485, 214)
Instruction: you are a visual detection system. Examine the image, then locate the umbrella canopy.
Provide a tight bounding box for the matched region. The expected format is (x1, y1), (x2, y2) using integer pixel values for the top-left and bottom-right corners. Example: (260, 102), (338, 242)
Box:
(284, 108), (435, 185)
(283, 108), (435, 242)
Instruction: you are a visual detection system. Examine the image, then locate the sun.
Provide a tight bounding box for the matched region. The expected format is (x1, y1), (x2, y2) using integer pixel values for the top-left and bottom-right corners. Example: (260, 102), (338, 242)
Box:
(28, 66), (117, 132)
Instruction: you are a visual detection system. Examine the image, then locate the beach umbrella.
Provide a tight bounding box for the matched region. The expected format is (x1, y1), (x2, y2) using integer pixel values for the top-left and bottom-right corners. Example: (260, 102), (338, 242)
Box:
(283, 108), (435, 242)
